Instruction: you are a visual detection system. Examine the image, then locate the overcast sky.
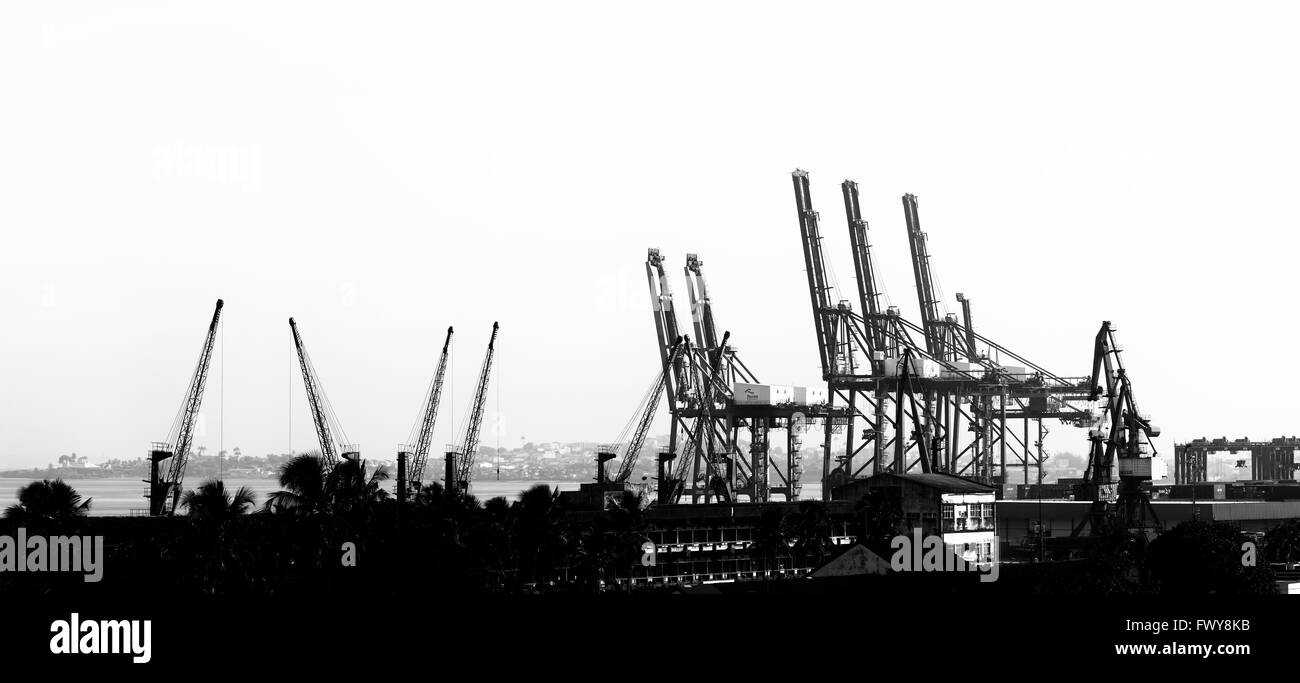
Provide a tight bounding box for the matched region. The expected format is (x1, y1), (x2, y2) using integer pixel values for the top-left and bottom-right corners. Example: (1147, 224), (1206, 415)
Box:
(2, 2), (1298, 471)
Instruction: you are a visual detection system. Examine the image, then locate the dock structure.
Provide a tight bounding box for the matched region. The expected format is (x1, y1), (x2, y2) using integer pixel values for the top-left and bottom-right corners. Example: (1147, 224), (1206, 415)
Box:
(1174, 437), (1300, 483)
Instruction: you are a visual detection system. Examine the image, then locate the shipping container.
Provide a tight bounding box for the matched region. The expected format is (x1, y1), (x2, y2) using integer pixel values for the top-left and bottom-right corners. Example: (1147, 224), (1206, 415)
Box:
(733, 382), (794, 406)
(941, 360), (981, 379)
(883, 355), (941, 379)
(998, 365), (1029, 380)
(771, 384), (794, 404)
(733, 382), (770, 405)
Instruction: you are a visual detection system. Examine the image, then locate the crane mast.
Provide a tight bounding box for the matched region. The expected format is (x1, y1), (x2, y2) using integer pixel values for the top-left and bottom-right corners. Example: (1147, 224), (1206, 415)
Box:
(843, 180), (892, 359)
(956, 293), (979, 359)
(793, 169), (841, 379)
(402, 326), (453, 495)
(289, 317), (355, 467)
(149, 298), (223, 516)
(684, 254), (721, 359)
(902, 194), (947, 358)
(449, 322), (499, 492)
(1075, 321), (1161, 534)
(615, 338), (683, 484)
(647, 249), (691, 401)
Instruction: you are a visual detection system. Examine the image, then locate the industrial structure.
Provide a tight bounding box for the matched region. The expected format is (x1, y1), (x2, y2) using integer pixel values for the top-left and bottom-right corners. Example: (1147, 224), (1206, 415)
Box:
(444, 322), (499, 495)
(1173, 437), (1300, 483)
(397, 326), (454, 503)
(646, 249), (844, 504)
(148, 299), (224, 516)
(289, 316), (360, 465)
(786, 169), (1160, 534)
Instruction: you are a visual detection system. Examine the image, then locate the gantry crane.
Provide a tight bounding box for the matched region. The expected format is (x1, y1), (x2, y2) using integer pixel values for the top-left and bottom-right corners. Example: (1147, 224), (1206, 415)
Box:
(651, 248), (810, 503)
(289, 317), (358, 467)
(794, 169), (1099, 497)
(1073, 321), (1161, 536)
(397, 326), (453, 502)
(148, 299), (224, 516)
(446, 322), (499, 494)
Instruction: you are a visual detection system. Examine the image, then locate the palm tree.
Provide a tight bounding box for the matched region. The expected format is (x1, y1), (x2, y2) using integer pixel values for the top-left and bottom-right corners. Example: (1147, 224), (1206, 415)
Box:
(180, 480), (256, 524)
(4, 479), (92, 523)
(263, 454), (329, 514)
(324, 458), (390, 513)
(263, 454), (391, 515)
(510, 485), (571, 587)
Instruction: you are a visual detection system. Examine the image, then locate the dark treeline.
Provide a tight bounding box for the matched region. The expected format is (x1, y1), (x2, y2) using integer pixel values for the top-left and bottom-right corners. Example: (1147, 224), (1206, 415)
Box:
(0, 455), (659, 597)
(1, 460), (1295, 597)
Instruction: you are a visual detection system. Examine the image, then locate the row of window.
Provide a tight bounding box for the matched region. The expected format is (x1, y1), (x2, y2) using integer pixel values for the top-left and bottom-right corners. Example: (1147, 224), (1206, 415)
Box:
(942, 502), (995, 531)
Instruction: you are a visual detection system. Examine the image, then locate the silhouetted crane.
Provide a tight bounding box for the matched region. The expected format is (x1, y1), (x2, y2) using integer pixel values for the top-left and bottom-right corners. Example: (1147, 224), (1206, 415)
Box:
(148, 299), (223, 516)
(447, 322), (499, 493)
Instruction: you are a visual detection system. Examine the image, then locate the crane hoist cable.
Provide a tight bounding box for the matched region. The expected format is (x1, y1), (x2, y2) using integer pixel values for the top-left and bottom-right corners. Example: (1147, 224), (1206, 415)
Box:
(404, 326), (453, 491)
(289, 317), (354, 466)
(611, 337), (683, 484)
(451, 322), (499, 489)
(153, 298), (224, 515)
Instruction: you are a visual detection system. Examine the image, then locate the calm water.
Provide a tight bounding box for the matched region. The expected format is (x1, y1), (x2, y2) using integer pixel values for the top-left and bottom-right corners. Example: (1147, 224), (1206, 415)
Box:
(0, 477), (585, 517)
(0, 478), (825, 516)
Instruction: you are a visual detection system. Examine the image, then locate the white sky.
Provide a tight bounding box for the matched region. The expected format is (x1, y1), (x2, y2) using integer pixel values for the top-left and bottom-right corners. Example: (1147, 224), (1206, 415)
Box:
(2, 2), (1299, 469)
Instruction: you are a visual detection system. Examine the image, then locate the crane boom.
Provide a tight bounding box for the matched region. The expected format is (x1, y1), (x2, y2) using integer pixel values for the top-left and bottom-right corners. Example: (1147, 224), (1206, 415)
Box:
(149, 298), (223, 515)
(290, 317), (350, 466)
(902, 194), (947, 357)
(407, 326), (453, 489)
(452, 322), (499, 488)
(792, 170), (839, 380)
(615, 338), (683, 483)
(683, 254), (720, 356)
(843, 180), (887, 354)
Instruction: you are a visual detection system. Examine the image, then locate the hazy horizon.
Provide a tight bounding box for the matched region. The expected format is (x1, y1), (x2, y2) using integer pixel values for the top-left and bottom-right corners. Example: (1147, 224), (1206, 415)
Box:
(5, 3), (1300, 471)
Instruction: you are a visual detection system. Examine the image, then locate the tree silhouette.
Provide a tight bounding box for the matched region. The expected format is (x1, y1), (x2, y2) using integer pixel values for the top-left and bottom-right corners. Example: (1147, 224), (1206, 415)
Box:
(1144, 520), (1275, 594)
(263, 454), (390, 516)
(263, 454), (329, 515)
(3, 479), (92, 523)
(1264, 519), (1300, 564)
(181, 480), (256, 524)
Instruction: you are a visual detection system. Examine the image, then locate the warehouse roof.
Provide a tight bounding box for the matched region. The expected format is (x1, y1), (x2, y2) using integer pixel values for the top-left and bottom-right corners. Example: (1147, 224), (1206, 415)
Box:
(831, 472), (996, 500)
(866, 472), (994, 494)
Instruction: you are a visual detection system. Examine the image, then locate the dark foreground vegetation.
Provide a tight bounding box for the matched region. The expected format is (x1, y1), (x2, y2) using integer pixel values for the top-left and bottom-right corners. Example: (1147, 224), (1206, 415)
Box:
(1, 458), (1293, 597)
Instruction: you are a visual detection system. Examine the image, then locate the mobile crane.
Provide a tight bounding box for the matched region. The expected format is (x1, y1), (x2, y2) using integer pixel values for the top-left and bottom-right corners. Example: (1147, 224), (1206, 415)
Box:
(446, 322), (499, 494)
(397, 326), (453, 502)
(289, 317), (359, 467)
(148, 299), (224, 515)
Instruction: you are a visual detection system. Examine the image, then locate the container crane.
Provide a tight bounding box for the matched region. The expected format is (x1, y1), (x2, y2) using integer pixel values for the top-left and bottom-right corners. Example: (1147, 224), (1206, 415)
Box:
(148, 299), (223, 516)
(795, 170), (1100, 495)
(289, 317), (358, 467)
(397, 326), (453, 501)
(447, 322), (499, 494)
